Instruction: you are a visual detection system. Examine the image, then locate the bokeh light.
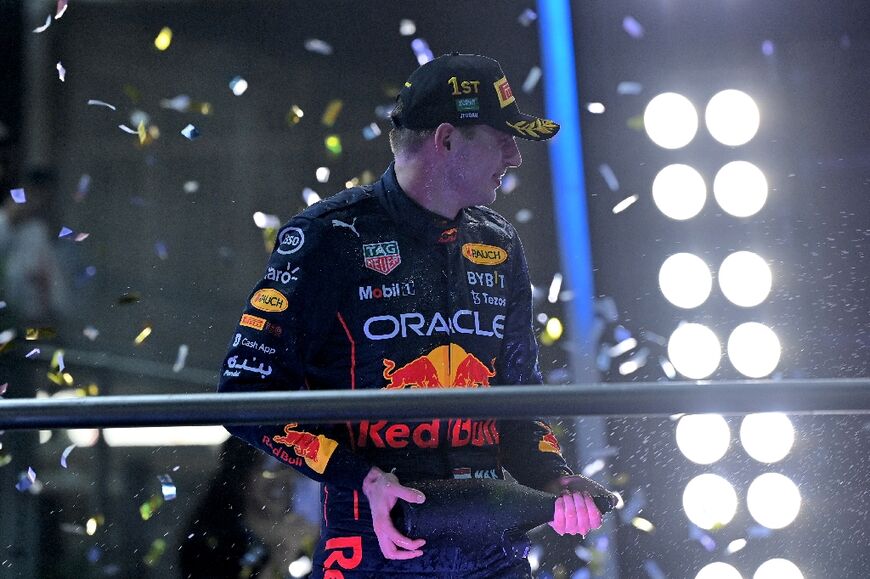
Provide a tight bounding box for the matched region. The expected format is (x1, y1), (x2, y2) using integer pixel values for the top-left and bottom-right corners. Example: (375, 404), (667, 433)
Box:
(713, 161), (768, 218)
(652, 164), (707, 220)
(644, 92), (699, 149)
(718, 251), (772, 307)
(727, 322), (781, 378)
(676, 414), (730, 464)
(754, 559), (804, 579)
(696, 562), (743, 579)
(683, 473), (738, 530)
(705, 89), (760, 146)
(668, 323), (721, 379)
(740, 413), (795, 463)
(747, 472), (801, 529)
(659, 253), (713, 309)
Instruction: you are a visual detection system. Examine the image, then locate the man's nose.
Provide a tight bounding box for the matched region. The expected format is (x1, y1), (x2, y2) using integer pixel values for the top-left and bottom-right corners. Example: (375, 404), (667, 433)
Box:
(505, 138), (522, 168)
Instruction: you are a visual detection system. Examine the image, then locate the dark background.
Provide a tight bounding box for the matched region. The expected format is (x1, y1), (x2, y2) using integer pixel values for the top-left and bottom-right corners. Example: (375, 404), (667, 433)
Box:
(0, 0), (868, 577)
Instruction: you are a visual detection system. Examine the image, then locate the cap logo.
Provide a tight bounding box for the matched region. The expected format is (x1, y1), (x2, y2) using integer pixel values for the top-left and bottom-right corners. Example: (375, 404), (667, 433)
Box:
(506, 118), (558, 139)
(494, 77), (515, 108)
(455, 97), (479, 113)
(448, 76), (481, 95)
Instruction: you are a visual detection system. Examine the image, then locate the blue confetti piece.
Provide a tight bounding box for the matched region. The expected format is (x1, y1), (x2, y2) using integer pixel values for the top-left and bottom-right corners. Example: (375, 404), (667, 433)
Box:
(25, 348), (41, 359)
(87, 545), (102, 563)
(761, 40), (775, 56)
(58, 226), (74, 238)
(181, 124), (200, 140)
(571, 569), (591, 579)
(747, 524), (773, 538)
(155, 241), (168, 260)
(643, 560), (666, 579)
(10, 188), (26, 204)
(614, 325), (633, 343)
(617, 81), (643, 95)
(159, 474), (177, 501)
(411, 38), (433, 65)
(15, 467), (36, 492)
(362, 123), (381, 140)
(623, 16), (644, 39)
(61, 444), (75, 468)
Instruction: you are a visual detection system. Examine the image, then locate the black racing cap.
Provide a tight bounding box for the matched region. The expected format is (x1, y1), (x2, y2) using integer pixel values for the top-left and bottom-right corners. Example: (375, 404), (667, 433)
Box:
(391, 53), (560, 141)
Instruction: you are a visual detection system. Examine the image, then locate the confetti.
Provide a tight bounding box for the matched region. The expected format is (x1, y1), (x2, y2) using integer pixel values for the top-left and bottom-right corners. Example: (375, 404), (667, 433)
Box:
(87, 99), (116, 110)
(119, 124), (138, 134)
(411, 38), (433, 65)
(0, 383), (7, 396)
(55, 0), (68, 19)
(137, 120), (147, 144)
(522, 66), (542, 93)
(643, 560), (666, 579)
(570, 569), (591, 579)
(26, 348), (41, 359)
(56, 61), (66, 82)
(33, 14), (52, 33)
(617, 81), (642, 95)
(60, 444), (75, 468)
(321, 99), (343, 127)
(762, 40), (775, 56)
(302, 188), (321, 206)
(500, 173), (519, 194)
(286, 104), (305, 125)
(587, 102), (606, 114)
(324, 135), (342, 155)
(548, 273), (563, 303)
(83, 326), (99, 341)
(515, 208), (533, 223)
(362, 122), (381, 140)
(52, 349), (65, 372)
(10, 188), (26, 204)
(139, 495), (163, 520)
(399, 19), (416, 36)
(315, 167), (330, 183)
(689, 524), (716, 551)
(134, 326), (152, 345)
(518, 8), (538, 27)
(160, 94), (191, 112)
(582, 458), (606, 477)
(598, 164), (619, 191)
(158, 474), (177, 500)
(747, 525), (772, 538)
(622, 16), (644, 39)
(181, 124), (200, 140)
(229, 76), (248, 96)
(726, 538), (747, 554)
(16, 467), (37, 492)
(155, 241), (168, 260)
(304, 38), (333, 55)
(631, 516), (655, 533)
(183, 181), (199, 193)
(172, 344), (188, 373)
(0, 329), (16, 346)
(612, 195), (638, 214)
(154, 27), (173, 51)
(252, 211), (280, 229)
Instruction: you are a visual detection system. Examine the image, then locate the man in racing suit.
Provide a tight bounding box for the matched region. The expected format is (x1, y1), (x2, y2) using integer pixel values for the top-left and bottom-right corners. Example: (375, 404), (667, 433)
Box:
(218, 53), (608, 578)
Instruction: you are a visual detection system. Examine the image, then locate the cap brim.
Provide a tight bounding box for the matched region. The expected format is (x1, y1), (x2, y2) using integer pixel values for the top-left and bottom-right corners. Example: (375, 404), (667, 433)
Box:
(499, 111), (560, 141)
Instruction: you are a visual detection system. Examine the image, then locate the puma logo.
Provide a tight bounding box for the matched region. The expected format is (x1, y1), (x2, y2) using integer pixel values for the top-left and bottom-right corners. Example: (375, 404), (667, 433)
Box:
(332, 218), (360, 237)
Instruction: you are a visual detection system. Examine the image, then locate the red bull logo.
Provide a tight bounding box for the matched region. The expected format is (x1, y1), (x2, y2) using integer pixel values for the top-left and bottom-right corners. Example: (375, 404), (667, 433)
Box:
(272, 423), (337, 474)
(382, 344), (496, 389)
(539, 431), (562, 454)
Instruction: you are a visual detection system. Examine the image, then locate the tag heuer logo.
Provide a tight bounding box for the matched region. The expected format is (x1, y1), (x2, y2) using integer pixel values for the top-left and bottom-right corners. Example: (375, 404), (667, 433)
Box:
(363, 241), (401, 275)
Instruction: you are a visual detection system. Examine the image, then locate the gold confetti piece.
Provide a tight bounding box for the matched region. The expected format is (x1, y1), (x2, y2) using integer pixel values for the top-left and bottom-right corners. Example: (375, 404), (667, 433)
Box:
(321, 99), (343, 127)
(143, 538), (167, 567)
(26, 328), (39, 341)
(0, 454), (12, 467)
(325, 135), (342, 155)
(154, 27), (173, 51)
(137, 120), (146, 144)
(286, 105), (304, 125)
(627, 115), (644, 131)
(134, 326), (152, 345)
(139, 495), (163, 520)
(631, 516), (655, 533)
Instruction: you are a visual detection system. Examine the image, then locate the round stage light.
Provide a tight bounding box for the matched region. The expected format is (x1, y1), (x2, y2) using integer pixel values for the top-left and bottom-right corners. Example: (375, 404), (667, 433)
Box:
(754, 559), (804, 579)
(659, 253), (713, 309)
(644, 92), (699, 149)
(705, 89), (760, 146)
(668, 323), (721, 379)
(696, 562), (743, 579)
(713, 161), (768, 218)
(740, 412), (795, 463)
(676, 414), (730, 465)
(727, 322), (781, 378)
(683, 473), (738, 530)
(718, 251), (772, 307)
(747, 473), (801, 529)
(652, 164), (706, 220)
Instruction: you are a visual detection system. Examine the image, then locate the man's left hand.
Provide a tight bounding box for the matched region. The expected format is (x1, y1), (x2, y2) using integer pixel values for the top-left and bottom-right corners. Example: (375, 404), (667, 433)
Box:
(546, 474), (614, 537)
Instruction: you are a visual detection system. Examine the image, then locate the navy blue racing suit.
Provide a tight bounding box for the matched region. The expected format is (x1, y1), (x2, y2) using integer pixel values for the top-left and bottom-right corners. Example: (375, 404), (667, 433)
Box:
(218, 163), (572, 577)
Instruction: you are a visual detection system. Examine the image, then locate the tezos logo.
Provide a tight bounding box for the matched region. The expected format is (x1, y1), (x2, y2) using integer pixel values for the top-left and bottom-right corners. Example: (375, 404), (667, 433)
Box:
(276, 226), (304, 255)
(251, 288), (288, 312)
(462, 243), (507, 266)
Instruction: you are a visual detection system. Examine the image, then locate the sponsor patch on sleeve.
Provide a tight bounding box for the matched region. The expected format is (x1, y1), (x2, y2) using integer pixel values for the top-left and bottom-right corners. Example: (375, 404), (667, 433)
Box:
(240, 313), (267, 330)
(273, 423), (338, 475)
(250, 288), (288, 312)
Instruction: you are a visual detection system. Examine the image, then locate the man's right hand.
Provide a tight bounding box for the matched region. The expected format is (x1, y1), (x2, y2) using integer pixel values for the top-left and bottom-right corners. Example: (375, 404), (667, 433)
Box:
(361, 466), (427, 560)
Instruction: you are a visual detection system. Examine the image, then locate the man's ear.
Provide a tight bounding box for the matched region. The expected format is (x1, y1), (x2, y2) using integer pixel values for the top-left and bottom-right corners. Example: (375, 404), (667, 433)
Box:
(433, 123), (455, 153)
